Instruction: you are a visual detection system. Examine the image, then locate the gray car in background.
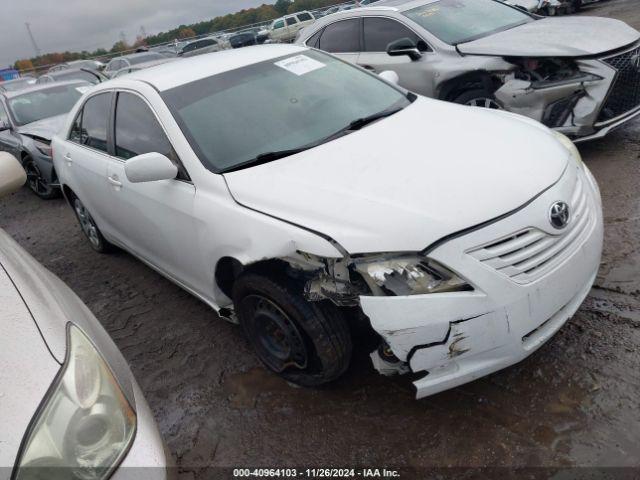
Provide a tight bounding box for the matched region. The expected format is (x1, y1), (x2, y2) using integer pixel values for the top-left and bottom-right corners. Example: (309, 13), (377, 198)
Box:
(0, 81), (90, 199)
(297, 0), (640, 141)
(103, 52), (167, 78)
(0, 153), (170, 480)
(36, 68), (107, 85)
(48, 59), (106, 73)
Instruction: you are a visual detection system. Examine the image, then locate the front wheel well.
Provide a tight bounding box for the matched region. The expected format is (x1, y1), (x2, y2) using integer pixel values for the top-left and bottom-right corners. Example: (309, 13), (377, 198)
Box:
(215, 257), (296, 299)
(438, 71), (498, 102)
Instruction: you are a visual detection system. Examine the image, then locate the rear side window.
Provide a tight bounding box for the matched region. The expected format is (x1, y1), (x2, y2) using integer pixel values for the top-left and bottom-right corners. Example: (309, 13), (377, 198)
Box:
(319, 19), (361, 53)
(297, 12), (313, 21)
(363, 17), (424, 52)
(306, 29), (323, 48)
(0, 103), (9, 124)
(70, 93), (110, 152)
(286, 17), (297, 26)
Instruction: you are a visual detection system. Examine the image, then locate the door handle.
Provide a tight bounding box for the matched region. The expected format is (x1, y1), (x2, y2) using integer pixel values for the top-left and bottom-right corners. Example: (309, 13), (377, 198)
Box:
(64, 153), (73, 164)
(107, 175), (122, 187)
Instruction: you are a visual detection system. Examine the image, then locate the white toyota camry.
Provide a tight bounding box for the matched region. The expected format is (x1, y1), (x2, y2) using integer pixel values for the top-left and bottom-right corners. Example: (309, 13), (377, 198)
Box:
(53, 45), (603, 399)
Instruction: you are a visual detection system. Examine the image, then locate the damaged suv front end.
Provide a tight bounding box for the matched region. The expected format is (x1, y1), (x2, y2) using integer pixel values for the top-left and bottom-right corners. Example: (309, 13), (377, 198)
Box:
(298, 0), (640, 142)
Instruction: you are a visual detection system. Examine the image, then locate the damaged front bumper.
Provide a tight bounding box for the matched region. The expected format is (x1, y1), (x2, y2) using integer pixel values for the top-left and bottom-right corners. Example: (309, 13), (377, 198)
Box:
(495, 44), (640, 141)
(361, 164), (603, 399)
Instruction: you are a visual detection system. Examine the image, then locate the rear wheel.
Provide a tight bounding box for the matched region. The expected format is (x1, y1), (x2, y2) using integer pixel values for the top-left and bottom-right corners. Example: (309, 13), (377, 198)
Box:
(24, 158), (59, 199)
(233, 272), (352, 387)
(453, 89), (502, 110)
(72, 196), (114, 253)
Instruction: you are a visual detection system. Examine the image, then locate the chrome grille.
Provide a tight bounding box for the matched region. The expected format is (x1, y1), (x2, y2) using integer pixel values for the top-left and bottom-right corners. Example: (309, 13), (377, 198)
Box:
(598, 45), (640, 123)
(467, 175), (594, 284)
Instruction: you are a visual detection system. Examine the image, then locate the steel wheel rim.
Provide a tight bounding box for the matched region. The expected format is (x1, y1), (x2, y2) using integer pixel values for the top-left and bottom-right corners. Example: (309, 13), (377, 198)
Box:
(242, 294), (308, 373)
(465, 97), (502, 109)
(25, 161), (53, 196)
(74, 199), (101, 248)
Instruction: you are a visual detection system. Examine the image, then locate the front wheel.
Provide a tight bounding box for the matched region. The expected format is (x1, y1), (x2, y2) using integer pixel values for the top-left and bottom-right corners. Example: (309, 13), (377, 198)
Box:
(453, 89), (503, 110)
(233, 273), (352, 387)
(24, 158), (59, 199)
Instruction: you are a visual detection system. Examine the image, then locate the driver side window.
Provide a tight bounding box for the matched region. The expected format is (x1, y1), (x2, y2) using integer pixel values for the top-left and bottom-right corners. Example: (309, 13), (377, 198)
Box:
(0, 103), (9, 125)
(114, 92), (189, 180)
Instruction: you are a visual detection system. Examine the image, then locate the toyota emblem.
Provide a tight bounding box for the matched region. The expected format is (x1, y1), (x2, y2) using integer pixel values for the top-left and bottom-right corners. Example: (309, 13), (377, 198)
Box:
(549, 201), (570, 229)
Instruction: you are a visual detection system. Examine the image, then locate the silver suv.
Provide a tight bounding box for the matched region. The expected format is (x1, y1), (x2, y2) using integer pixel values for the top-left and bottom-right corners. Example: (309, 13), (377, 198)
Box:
(297, 0), (640, 141)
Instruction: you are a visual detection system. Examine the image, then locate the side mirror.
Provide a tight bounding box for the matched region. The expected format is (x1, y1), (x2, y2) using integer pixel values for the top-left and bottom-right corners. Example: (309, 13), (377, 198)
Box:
(0, 152), (27, 198)
(387, 37), (422, 61)
(124, 152), (178, 183)
(378, 70), (400, 85)
(0, 120), (9, 132)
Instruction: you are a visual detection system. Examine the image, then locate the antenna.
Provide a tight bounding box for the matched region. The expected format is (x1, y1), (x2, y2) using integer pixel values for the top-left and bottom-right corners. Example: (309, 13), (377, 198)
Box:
(25, 22), (42, 57)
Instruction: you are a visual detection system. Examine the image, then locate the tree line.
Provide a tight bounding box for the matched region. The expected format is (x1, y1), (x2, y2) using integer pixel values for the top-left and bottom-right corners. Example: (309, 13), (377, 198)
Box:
(13, 0), (344, 72)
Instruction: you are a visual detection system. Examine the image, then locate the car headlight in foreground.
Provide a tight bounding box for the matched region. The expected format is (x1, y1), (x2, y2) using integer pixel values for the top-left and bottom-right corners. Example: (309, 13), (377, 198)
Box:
(14, 324), (136, 480)
(553, 130), (583, 168)
(354, 255), (472, 296)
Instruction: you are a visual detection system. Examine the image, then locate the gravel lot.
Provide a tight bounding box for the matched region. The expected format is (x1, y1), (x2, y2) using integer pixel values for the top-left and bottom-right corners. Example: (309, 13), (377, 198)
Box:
(1, 1), (639, 476)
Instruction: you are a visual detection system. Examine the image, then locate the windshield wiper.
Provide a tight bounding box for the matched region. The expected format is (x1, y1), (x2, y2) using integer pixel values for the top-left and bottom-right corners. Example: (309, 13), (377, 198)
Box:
(221, 106), (406, 174)
(346, 106), (404, 131)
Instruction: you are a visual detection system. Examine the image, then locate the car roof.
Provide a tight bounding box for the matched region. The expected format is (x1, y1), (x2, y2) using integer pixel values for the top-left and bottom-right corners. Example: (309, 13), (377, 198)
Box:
(124, 44), (307, 92)
(357, 0), (439, 11)
(1, 80), (89, 99)
(0, 76), (34, 85)
(109, 51), (163, 62)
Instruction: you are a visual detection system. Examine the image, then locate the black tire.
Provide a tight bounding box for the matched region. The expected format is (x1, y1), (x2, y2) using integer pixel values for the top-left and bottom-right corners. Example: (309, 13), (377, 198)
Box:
(453, 89), (502, 110)
(23, 157), (60, 200)
(71, 194), (115, 254)
(233, 272), (352, 387)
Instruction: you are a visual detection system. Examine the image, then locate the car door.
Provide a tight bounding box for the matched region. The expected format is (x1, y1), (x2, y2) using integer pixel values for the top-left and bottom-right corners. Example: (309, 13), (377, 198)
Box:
(105, 91), (199, 288)
(60, 92), (116, 236)
(284, 16), (299, 42)
(358, 16), (436, 96)
(309, 18), (361, 65)
(271, 19), (286, 42)
(0, 101), (21, 158)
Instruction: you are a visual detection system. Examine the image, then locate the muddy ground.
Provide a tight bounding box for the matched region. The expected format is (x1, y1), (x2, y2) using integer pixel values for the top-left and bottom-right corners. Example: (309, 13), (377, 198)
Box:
(1, 0), (639, 477)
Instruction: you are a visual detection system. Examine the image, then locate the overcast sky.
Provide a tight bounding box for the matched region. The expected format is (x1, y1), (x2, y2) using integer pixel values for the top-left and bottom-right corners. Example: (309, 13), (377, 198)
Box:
(1, 0), (267, 67)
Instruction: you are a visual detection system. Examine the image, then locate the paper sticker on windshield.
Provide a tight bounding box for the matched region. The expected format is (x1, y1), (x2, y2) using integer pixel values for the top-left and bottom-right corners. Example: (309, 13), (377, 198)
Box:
(75, 86), (91, 94)
(275, 55), (325, 76)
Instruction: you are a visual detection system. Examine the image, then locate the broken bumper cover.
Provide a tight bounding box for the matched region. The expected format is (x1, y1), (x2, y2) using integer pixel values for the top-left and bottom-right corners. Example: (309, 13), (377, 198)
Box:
(361, 164), (603, 399)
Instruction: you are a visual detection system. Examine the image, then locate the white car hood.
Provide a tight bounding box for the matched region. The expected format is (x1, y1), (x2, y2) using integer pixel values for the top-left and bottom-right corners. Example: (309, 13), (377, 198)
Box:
(224, 98), (569, 254)
(0, 266), (59, 475)
(457, 16), (640, 57)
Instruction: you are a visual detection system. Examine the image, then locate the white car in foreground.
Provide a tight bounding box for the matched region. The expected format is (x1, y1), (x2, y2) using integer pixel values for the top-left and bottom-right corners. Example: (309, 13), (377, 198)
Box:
(53, 45), (603, 399)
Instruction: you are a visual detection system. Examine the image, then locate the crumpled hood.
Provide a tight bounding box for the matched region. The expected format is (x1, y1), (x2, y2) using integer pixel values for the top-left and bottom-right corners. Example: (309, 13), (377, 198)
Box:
(0, 262), (59, 474)
(16, 114), (66, 140)
(224, 98), (569, 254)
(457, 16), (640, 57)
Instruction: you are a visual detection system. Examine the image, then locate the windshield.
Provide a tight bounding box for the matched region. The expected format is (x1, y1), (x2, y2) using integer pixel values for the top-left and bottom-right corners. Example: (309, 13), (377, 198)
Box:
(129, 53), (164, 65)
(53, 70), (101, 84)
(8, 83), (86, 126)
(162, 50), (410, 173)
(403, 0), (532, 45)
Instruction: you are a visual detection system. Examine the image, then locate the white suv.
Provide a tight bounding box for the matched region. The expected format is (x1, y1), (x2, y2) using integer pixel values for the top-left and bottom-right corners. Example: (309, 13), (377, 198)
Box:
(268, 11), (316, 43)
(53, 45), (603, 399)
